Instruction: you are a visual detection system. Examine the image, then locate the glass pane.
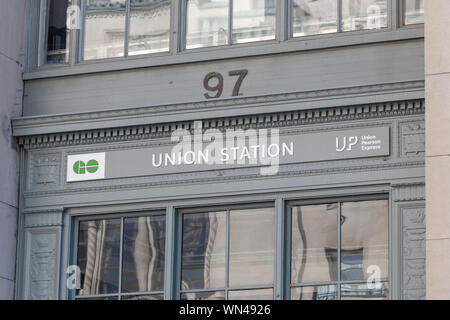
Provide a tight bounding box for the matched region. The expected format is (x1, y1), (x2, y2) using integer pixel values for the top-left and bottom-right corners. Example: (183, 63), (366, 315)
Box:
(121, 294), (164, 300)
(128, 0), (171, 56)
(46, 0), (70, 64)
(341, 200), (388, 282)
(122, 215), (166, 293)
(229, 207), (275, 287)
(228, 289), (273, 300)
(341, 282), (389, 300)
(291, 204), (338, 284)
(181, 291), (225, 300)
(181, 212), (227, 290)
(77, 219), (121, 295)
(291, 285), (337, 300)
(292, 0), (338, 37)
(185, 0), (229, 49)
(341, 0), (388, 32)
(403, 0), (424, 25)
(232, 0), (276, 44)
(76, 296), (118, 300)
(84, 0), (126, 60)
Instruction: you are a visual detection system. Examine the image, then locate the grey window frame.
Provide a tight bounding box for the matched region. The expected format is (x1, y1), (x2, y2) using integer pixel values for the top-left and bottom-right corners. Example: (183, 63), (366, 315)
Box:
(71, 210), (167, 300)
(65, 187), (394, 300)
(78, 0), (174, 62)
(27, 0), (423, 77)
(180, 0), (283, 51)
(285, 193), (390, 300)
(398, 0), (424, 28)
(176, 202), (276, 300)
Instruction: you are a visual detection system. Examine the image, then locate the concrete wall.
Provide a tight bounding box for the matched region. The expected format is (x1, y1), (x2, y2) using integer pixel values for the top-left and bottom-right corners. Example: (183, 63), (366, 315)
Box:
(0, 0), (26, 299)
(425, 0), (450, 300)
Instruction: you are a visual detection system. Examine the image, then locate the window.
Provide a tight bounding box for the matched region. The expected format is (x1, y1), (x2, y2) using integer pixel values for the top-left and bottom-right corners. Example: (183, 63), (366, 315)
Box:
(288, 199), (389, 300)
(76, 213), (166, 300)
(292, 0), (388, 37)
(180, 206), (275, 300)
(185, 0), (276, 49)
(83, 0), (171, 61)
(403, 0), (424, 25)
(45, 0), (71, 64)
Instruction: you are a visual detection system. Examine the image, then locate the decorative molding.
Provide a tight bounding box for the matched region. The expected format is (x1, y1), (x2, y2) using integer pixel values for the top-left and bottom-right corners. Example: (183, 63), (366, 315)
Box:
(392, 182), (425, 202)
(24, 160), (424, 198)
(23, 229), (59, 300)
(401, 206), (426, 300)
(24, 210), (63, 228)
(399, 120), (425, 158)
(18, 99), (424, 149)
(28, 153), (61, 189)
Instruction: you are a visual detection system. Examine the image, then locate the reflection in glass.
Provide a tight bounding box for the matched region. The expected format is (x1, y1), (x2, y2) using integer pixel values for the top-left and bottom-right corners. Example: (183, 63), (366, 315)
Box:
(186, 0), (229, 49)
(291, 285), (337, 300)
(228, 289), (273, 300)
(181, 212), (227, 290)
(232, 0), (276, 44)
(341, 200), (388, 281)
(229, 208), (275, 287)
(122, 215), (166, 293)
(292, 0), (338, 37)
(121, 294), (164, 300)
(76, 296), (118, 300)
(84, 0), (127, 60)
(403, 0), (424, 25)
(181, 291), (225, 300)
(77, 219), (121, 295)
(341, 0), (387, 32)
(291, 204), (338, 284)
(129, 0), (171, 56)
(341, 282), (389, 300)
(46, 0), (70, 64)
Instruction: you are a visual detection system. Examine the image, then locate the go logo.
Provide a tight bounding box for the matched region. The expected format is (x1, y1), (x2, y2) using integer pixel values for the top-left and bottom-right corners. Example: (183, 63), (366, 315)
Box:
(73, 159), (99, 175)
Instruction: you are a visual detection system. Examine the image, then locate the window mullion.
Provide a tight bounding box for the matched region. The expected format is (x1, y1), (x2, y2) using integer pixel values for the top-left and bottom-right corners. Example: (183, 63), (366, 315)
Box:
(225, 209), (230, 299)
(277, 0), (288, 41)
(228, 0), (233, 45)
(171, 0), (182, 54)
(118, 217), (125, 300)
(337, 202), (342, 300)
(338, 0), (343, 33)
(124, 0), (131, 57)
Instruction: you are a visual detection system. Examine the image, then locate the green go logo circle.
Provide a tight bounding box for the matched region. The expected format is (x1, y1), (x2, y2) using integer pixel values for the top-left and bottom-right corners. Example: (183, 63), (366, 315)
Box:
(73, 159), (99, 175)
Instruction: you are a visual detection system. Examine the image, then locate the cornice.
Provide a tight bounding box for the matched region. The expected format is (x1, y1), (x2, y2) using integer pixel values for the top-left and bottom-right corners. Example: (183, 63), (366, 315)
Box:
(18, 98), (424, 149)
(13, 80), (424, 140)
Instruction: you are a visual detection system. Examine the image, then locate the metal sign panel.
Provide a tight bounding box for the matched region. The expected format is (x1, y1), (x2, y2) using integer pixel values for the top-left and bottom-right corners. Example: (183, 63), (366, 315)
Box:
(66, 127), (390, 182)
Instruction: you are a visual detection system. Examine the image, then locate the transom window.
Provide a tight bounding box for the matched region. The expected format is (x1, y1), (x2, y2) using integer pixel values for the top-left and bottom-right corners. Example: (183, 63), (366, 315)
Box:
(39, 0), (424, 66)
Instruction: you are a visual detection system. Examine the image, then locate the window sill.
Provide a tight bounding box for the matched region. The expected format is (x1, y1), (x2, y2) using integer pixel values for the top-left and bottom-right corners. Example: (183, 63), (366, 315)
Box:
(23, 27), (423, 81)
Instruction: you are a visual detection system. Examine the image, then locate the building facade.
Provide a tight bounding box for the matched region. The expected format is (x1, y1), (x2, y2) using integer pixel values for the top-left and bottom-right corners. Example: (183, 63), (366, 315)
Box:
(12, 0), (428, 300)
(0, 0), (26, 300)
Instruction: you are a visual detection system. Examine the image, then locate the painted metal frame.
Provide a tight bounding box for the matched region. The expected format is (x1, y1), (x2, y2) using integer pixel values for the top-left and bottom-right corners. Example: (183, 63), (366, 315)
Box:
(25, 0), (424, 78)
(62, 185), (397, 300)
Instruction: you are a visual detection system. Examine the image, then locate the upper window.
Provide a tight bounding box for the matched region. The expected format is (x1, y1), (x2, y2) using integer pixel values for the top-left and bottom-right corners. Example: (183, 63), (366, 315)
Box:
(39, 0), (424, 66)
(185, 0), (276, 49)
(45, 0), (71, 64)
(403, 0), (424, 25)
(83, 0), (171, 61)
(292, 0), (388, 38)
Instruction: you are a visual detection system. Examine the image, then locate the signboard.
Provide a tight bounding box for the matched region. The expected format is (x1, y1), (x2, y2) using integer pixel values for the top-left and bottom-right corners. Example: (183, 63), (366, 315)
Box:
(66, 127), (390, 182)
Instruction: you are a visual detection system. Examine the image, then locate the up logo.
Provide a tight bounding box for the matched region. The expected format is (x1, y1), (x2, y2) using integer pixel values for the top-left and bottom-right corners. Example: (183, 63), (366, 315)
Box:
(67, 153), (105, 182)
(336, 136), (358, 152)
